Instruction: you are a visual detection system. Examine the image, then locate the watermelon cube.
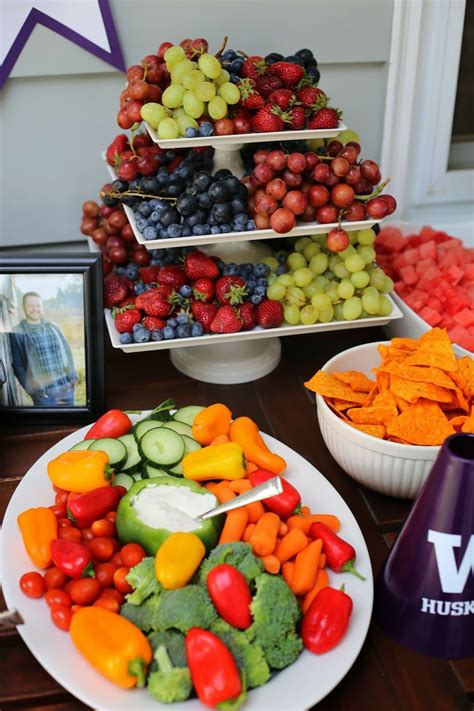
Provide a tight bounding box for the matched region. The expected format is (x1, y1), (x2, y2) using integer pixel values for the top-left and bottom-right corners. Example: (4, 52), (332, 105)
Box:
(404, 247), (420, 265)
(400, 265), (418, 286)
(448, 325), (474, 353)
(376, 228), (406, 253)
(415, 259), (433, 277)
(445, 293), (470, 316)
(464, 264), (474, 281)
(443, 264), (464, 285)
(453, 308), (474, 328)
(419, 240), (437, 260)
(419, 306), (442, 327)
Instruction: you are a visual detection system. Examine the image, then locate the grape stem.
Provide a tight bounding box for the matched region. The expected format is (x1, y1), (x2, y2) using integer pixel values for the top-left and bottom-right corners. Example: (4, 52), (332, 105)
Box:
(215, 36), (228, 58)
(354, 178), (390, 202)
(100, 189), (177, 204)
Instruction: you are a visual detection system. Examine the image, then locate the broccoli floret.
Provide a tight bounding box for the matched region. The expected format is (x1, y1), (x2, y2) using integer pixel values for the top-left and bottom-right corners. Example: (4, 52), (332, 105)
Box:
(210, 618), (270, 689)
(154, 585), (217, 634)
(197, 543), (264, 587)
(125, 557), (161, 605)
(120, 595), (161, 633)
(249, 573), (303, 670)
(148, 629), (187, 668)
(147, 645), (192, 704)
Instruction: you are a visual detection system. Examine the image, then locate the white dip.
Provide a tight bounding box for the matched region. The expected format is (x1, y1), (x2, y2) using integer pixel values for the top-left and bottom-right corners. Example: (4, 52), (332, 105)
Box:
(132, 485), (216, 531)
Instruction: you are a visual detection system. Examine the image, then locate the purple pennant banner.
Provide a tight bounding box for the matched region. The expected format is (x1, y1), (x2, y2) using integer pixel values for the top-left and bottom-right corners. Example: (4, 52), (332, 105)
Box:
(0, 0), (126, 90)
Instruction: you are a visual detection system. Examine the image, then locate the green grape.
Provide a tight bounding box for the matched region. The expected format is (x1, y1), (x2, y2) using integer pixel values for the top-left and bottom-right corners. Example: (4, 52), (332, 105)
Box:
(334, 302), (345, 320)
(295, 237), (312, 253)
(369, 267), (387, 290)
(198, 53), (222, 79)
(378, 294), (393, 316)
(267, 273), (277, 286)
(349, 231), (359, 245)
(286, 286), (306, 307)
(182, 69), (205, 90)
(183, 91), (205, 119)
(351, 270), (370, 289)
(312, 275), (328, 292)
(337, 279), (355, 299)
(293, 267), (313, 287)
(287, 253), (307, 271)
(171, 59), (195, 84)
(162, 84), (186, 109)
(140, 102), (168, 129)
(339, 245), (356, 260)
(311, 233), (328, 245)
(262, 256), (279, 272)
(177, 114), (199, 136)
(208, 96), (228, 119)
(360, 308), (370, 319)
(284, 304), (301, 325)
(381, 276), (394, 293)
(303, 243), (320, 261)
(303, 281), (321, 299)
(325, 285), (339, 303)
(277, 274), (294, 286)
(342, 296), (363, 320)
(157, 117), (179, 139)
(345, 254), (366, 273)
(300, 305), (320, 325)
(267, 282), (287, 301)
(362, 287), (381, 315)
(218, 82), (241, 105)
(324, 270), (335, 280)
(328, 255), (341, 272)
(172, 107), (187, 119)
(334, 261), (350, 279)
(357, 228), (376, 246)
(309, 253), (329, 275)
(196, 81), (217, 102)
(311, 293), (332, 310)
(215, 69), (231, 85)
(318, 306), (335, 323)
(164, 45), (186, 67)
(357, 245), (376, 265)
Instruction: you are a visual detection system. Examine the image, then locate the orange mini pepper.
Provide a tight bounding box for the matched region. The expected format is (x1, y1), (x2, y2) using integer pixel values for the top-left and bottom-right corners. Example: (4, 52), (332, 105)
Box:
(47, 450), (112, 493)
(229, 417), (286, 474)
(70, 607), (152, 689)
(17, 507), (57, 569)
(192, 403), (232, 445)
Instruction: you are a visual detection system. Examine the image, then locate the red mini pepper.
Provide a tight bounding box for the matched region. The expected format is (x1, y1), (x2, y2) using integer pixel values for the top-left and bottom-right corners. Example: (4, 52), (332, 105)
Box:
(301, 585), (353, 654)
(206, 564), (252, 630)
(84, 409), (132, 440)
(51, 539), (95, 579)
(249, 468), (301, 518)
(309, 522), (366, 580)
(67, 486), (126, 527)
(185, 628), (243, 707)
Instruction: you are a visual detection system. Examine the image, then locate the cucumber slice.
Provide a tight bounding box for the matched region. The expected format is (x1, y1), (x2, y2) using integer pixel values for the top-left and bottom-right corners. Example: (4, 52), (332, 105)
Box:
(89, 438), (127, 469)
(173, 405), (205, 427)
(133, 419), (163, 442)
(118, 433), (142, 473)
(167, 435), (201, 477)
(168, 460), (183, 476)
(112, 473), (134, 490)
(149, 398), (175, 422)
(139, 427), (185, 467)
(162, 421), (194, 438)
(146, 465), (174, 479)
(69, 439), (94, 451)
(131, 471), (143, 481)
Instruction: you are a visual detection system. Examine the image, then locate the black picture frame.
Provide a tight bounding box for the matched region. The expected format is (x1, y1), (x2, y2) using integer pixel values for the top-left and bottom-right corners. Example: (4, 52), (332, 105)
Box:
(0, 254), (105, 424)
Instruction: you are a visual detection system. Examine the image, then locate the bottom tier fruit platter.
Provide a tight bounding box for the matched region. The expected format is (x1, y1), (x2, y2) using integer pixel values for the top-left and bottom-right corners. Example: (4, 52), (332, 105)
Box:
(1, 400), (373, 711)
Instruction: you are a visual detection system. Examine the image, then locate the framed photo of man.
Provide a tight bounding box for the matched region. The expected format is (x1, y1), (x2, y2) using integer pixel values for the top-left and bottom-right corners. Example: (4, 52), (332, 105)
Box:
(0, 254), (105, 424)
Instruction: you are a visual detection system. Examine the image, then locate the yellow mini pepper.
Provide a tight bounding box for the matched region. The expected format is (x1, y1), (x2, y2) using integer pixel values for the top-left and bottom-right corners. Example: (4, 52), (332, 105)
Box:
(192, 403), (232, 445)
(183, 442), (246, 482)
(17, 507), (57, 569)
(155, 532), (206, 589)
(47, 450), (112, 493)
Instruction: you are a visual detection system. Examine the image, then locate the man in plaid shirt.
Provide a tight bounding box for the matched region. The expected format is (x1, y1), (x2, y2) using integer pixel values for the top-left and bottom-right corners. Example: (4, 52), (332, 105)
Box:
(9, 292), (78, 407)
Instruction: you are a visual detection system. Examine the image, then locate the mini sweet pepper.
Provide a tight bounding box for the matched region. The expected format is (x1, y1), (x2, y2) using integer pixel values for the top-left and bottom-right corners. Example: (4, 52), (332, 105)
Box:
(192, 403), (232, 445)
(17, 507), (57, 569)
(182, 442), (246, 481)
(229, 417), (286, 474)
(155, 532), (206, 589)
(47, 450), (113, 493)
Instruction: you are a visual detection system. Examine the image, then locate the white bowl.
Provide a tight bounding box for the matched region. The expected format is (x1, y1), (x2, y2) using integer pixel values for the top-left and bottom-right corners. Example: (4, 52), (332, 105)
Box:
(315, 341), (439, 499)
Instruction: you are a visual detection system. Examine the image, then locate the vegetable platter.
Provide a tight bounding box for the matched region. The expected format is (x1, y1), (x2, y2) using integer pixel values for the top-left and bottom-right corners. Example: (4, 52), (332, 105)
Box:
(1, 400), (373, 711)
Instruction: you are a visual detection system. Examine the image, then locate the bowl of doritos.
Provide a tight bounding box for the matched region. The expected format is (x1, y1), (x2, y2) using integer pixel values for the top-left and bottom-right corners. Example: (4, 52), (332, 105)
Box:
(305, 328), (473, 498)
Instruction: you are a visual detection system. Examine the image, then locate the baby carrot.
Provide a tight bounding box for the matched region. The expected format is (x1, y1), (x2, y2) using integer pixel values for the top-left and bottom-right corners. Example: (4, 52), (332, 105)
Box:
(230, 479), (253, 494)
(279, 521), (288, 537)
(219, 507), (249, 544)
(210, 434), (230, 446)
(246, 461), (258, 475)
(243, 523), (256, 542)
(287, 514), (341, 535)
(213, 482), (236, 504)
(282, 561), (295, 587)
(319, 553), (326, 568)
(291, 538), (323, 596)
(246, 500), (265, 524)
(301, 568), (329, 614)
(260, 554), (281, 574)
(250, 512), (281, 556)
(205, 482), (218, 493)
(274, 528), (308, 563)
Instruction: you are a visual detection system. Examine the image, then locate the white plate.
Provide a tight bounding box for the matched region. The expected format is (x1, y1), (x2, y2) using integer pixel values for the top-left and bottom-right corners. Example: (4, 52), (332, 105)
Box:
(1, 417), (373, 711)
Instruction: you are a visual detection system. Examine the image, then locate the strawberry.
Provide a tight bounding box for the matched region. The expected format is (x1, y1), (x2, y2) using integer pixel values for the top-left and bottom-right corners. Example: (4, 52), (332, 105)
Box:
(232, 104), (252, 120)
(210, 305), (243, 334)
(103, 273), (131, 309)
(184, 250), (220, 280)
(113, 305), (142, 333)
(295, 85), (327, 109)
(142, 315), (166, 331)
(106, 134), (129, 166)
(193, 277), (215, 303)
(241, 56), (267, 81)
(256, 299), (284, 329)
(267, 62), (305, 88)
(237, 78), (265, 111)
(285, 105), (306, 130)
(116, 295), (136, 309)
(268, 88), (294, 110)
(255, 74), (283, 98)
(157, 265), (187, 289)
(307, 107), (341, 129)
(250, 105), (286, 133)
(215, 276), (248, 305)
(191, 301), (218, 333)
(138, 266), (160, 284)
(239, 302), (256, 330)
(135, 286), (172, 317)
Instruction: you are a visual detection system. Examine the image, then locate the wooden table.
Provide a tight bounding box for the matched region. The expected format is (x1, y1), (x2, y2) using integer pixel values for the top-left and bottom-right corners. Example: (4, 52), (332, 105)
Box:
(1, 328), (472, 710)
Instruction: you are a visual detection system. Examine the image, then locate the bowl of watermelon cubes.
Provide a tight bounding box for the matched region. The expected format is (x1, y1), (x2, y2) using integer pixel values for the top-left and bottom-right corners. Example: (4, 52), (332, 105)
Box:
(375, 222), (474, 355)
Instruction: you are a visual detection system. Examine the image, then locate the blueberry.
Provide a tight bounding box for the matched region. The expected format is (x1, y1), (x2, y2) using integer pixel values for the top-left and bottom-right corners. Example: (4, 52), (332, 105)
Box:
(191, 322), (204, 337)
(143, 226), (158, 240)
(193, 224), (207, 235)
(134, 282), (146, 294)
(158, 153), (168, 165)
(177, 324), (191, 338)
(165, 150), (176, 161)
(177, 313), (189, 325)
(115, 267), (126, 275)
(257, 277), (268, 286)
(185, 127), (198, 138)
(222, 49), (238, 62)
(136, 219), (149, 232)
(307, 66), (321, 82)
(133, 323), (144, 332)
(250, 294), (264, 305)
(246, 220), (255, 231)
(168, 224), (183, 238)
(296, 48), (316, 64)
(125, 267), (138, 280)
(230, 73), (241, 84)
(163, 326), (176, 340)
(247, 278), (257, 291)
(220, 223), (232, 233)
(254, 285), (267, 296)
(144, 284), (154, 291)
(119, 332), (133, 344)
(211, 202), (233, 224)
(157, 173), (169, 187)
(133, 328), (151, 343)
(149, 211), (161, 224)
(182, 225), (192, 236)
(278, 253), (288, 264)
(254, 263), (270, 277)
(159, 227), (169, 239)
(160, 207), (180, 226)
(151, 329), (163, 341)
(150, 258), (162, 266)
(265, 52), (284, 64)
(276, 265), (287, 275)
(234, 223), (247, 232)
(234, 212), (248, 224)
(230, 57), (244, 73)
(166, 318), (178, 329)
(201, 224), (210, 233)
(177, 193), (198, 216)
(193, 171), (213, 192)
(149, 200), (163, 210)
(210, 225), (221, 234)
(199, 122), (214, 137)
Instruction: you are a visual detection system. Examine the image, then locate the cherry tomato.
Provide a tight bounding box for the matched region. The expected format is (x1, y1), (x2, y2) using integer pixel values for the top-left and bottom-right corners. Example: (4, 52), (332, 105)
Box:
(111, 552), (123, 567)
(43, 567), (68, 590)
(81, 527), (95, 543)
(101, 588), (124, 604)
(71, 604), (84, 614)
(57, 517), (71, 529)
(45, 588), (72, 608)
(20, 571), (46, 598)
(58, 527), (82, 543)
(64, 580), (76, 597)
(113, 566), (133, 594)
(120, 543), (146, 568)
(55, 490), (69, 508)
(69, 578), (102, 605)
(93, 597), (120, 613)
(91, 519), (116, 538)
(106, 511), (117, 523)
(90, 537), (117, 561)
(51, 604), (72, 631)
(49, 503), (67, 519)
(95, 562), (119, 588)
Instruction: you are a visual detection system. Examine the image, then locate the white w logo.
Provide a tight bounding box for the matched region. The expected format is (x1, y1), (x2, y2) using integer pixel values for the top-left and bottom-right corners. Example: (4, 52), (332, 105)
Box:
(427, 530), (474, 594)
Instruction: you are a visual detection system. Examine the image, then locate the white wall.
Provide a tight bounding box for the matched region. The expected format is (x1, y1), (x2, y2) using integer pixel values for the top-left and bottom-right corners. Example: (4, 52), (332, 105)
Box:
(0, 0), (394, 247)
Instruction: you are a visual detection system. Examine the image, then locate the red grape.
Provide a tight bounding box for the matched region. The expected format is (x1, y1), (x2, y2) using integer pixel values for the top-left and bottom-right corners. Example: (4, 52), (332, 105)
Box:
(80, 218), (97, 236)
(142, 54), (160, 68)
(83, 201), (99, 218)
(108, 211), (128, 231)
(286, 152), (306, 173)
(117, 108), (134, 130)
(308, 184), (330, 208)
(120, 90), (132, 107)
(132, 249), (151, 266)
(129, 80), (149, 101)
(137, 155), (158, 176)
(338, 146), (358, 165)
(345, 166), (361, 185)
(254, 213), (271, 229)
(103, 257), (112, 275)
(316, 205), (338, 224)
(255, 194), (278, 215)
(132, 134), (152, 150)
(121, 224), (136, 243)
(127, 65), (144, 81)
(299, 181), (311, 194)
(266, 150), (287, 171)
(214, 119), (234, 135)
(254, 150), (270, 165)
(282, 190), (307, 215)
(232, 117), (251, 134)
(253, 163), (275, 185)
(327, 228), (350, 252)
(346, 141), (361, 154)
(192, 38), (209, 53)
(325, 172), (340, 187)
(353, 178), (373, 195)
(146, 66), (164, 85)
(158, 42), (173, 58)
(270, 208), (296, 234)
(379, 194), (397, 215)
(331, 157), (350, 177)
(91, 228), (108, 246)
(327, 141), (343, 157)
(304, 152), (319, 170)
(106, 235), (125, 251)
(117, 160), (138, 181)
(301, 204), (316, 222)
(127, 101), (144, 124)
(265, 178), (287, 200)
(147, 85), (163, 102)
(360, 160), (380, 182)
(313, 163), (331, 183)
(109, 247), (128, 264)
(331, 183), (355, 208)
(283, 170), (302, 188)
(343, 201), (367, 221)
(100, 204), (115, 218)
(366, 197), (389, 219)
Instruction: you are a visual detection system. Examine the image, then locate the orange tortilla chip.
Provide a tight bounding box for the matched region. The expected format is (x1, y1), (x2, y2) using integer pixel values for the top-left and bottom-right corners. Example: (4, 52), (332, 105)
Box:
(349, 423), (386, 439)
(393, 395), (412, 412)
(390, 337), (418, 351)
(378, 361), (458, 390)
(372, 389), (398, 411)
(386, 400), (455, 445)
(461, 407), (474, 433)
(454, 359), (474, 398)
(332, 399), (357, 411)
(363, 385), (378, 407)
(347, 406), (397, 426)
(449, 416), (468, 430)
(405, 328), (457, 372)
(304, 371), (367, 404)
(324, 397), (352, 421)
(333, 370), (374, 393)
(389, 374), (454, 404)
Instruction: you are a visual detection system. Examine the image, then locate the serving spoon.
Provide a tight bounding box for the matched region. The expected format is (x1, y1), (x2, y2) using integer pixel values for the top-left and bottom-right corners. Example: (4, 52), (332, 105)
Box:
(196, 476), (283, 521)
